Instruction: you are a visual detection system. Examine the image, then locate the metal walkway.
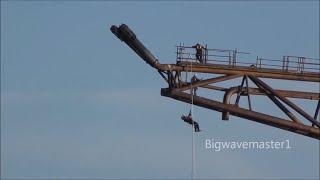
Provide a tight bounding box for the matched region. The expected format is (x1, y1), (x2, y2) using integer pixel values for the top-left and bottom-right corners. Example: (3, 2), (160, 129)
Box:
(176, 45), (319, 82)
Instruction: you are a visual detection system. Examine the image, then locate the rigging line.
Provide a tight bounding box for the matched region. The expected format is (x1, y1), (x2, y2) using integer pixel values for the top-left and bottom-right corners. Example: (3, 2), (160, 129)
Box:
(190, 53), (195, 180)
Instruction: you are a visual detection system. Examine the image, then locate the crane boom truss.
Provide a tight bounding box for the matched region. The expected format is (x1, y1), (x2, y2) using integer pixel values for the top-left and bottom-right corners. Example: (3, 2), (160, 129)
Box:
(110, 24), (320, 140)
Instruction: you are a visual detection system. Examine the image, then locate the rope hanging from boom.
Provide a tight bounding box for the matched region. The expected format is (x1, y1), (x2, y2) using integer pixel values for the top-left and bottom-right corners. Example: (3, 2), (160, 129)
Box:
(180, 53), (201, 132)
(179, 53), (203, 180)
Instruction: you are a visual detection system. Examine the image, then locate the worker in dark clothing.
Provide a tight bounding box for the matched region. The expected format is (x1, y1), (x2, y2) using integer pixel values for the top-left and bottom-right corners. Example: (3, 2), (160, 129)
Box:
(191, 74), (199, 95)
(181, 110), (201, 132)
(191, 74), (200, 83)
(192, 43), (204, 63)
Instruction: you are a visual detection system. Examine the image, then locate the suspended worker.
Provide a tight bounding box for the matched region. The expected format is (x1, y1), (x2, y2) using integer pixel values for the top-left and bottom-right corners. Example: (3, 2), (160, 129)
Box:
(181, 110), (201, 132)
(192, 43), (204, 63)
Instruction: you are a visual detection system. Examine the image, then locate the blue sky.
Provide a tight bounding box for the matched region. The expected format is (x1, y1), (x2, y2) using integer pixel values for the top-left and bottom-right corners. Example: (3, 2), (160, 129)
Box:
(1, 1), (319, 179)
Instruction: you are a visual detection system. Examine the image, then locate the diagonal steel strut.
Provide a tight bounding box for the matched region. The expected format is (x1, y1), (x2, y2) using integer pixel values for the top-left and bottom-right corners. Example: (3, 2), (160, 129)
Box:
(248, 76), (320, 127)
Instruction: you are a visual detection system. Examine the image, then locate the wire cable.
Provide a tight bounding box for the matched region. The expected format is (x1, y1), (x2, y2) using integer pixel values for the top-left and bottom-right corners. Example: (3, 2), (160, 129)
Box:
(190, 53), (195, 180)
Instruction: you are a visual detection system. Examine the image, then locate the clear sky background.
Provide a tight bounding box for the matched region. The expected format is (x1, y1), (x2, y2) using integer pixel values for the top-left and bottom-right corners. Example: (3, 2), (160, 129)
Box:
(1, 1), (319, 179)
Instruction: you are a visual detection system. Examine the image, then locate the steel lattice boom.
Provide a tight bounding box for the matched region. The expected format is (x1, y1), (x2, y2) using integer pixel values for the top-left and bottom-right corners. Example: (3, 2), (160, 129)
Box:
(110, 24), (320, 140)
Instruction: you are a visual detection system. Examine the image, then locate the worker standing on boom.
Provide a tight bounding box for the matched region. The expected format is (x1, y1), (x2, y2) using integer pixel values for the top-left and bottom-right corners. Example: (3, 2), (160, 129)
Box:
(192, 43), (204, 63)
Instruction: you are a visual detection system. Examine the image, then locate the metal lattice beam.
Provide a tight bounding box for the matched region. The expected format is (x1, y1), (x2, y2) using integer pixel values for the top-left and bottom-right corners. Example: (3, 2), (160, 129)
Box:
(111, 23), (320, 139)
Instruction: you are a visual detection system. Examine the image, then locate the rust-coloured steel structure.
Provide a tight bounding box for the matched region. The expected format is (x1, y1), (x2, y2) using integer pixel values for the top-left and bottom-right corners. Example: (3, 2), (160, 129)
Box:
(110, 24), (320, 140)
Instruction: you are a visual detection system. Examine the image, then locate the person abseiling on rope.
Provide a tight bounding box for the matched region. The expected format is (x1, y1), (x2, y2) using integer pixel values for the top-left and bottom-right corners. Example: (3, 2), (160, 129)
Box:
(192, 43), (204, 63)
(181, 110), (201, 132)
